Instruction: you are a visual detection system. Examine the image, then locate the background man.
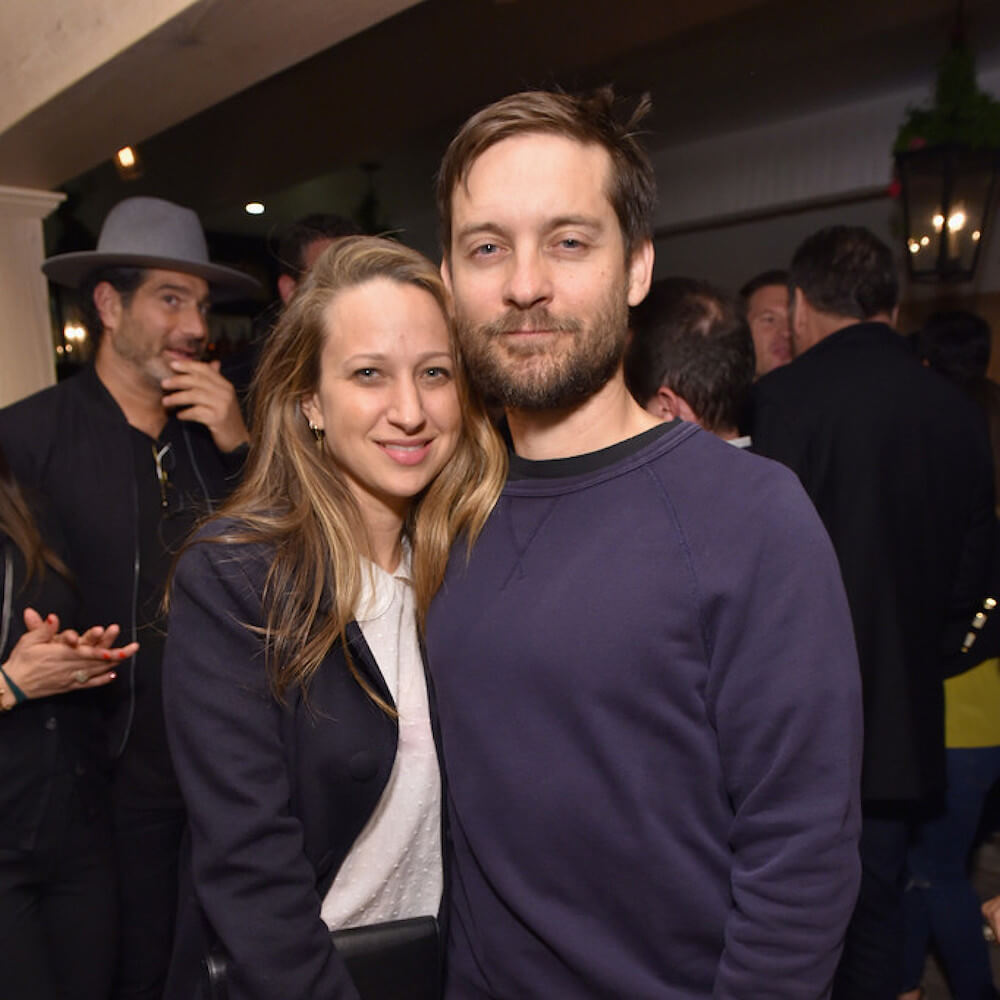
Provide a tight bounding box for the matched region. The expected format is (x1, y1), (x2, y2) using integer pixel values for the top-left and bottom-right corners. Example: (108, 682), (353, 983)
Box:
(753, 225), (995, 1000)
(740, 268), (792, 376)
(224, 211), (361, 404)
(915, 309), (1000, 514)
(426, 88), (863, 999)
(273, 212), (361, 305)
(0, 196), (257, 999)
(625, 276), (755, 446)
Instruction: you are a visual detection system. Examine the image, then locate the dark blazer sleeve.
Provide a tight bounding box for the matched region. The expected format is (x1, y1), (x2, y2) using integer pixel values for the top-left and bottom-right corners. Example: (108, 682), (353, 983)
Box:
(163, 541), (361, 1000)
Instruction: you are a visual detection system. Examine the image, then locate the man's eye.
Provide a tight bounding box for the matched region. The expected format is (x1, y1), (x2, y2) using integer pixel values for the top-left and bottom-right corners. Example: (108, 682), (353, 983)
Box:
(163, 295), (179, 307)
(473, 243), (500, 257)
(559, 238), (583, 250)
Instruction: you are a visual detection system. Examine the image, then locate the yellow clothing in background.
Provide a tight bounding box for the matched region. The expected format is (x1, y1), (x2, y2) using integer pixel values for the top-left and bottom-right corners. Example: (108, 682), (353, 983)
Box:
(945, 657), (1000, 748)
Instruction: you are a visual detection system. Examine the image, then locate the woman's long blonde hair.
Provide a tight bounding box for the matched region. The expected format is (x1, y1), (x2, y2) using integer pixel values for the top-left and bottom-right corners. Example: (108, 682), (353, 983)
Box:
(207, 236), (506, 707)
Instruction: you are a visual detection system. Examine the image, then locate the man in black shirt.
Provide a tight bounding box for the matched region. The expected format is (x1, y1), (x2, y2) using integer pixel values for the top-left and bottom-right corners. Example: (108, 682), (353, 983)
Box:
(753, 226), (995, 999)
(0, 196), (257, 999)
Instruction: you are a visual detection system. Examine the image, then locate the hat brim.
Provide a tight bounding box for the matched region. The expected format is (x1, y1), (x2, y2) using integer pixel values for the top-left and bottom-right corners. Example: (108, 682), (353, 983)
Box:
(42, 251), (261, 302)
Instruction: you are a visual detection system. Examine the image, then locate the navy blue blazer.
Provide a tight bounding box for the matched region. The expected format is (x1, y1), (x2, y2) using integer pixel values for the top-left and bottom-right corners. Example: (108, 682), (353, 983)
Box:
(162, 531), (401, 1000)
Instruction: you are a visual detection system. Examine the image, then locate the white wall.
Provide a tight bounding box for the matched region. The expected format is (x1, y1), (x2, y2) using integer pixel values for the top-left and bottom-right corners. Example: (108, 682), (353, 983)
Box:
(650, 63), (1000, 296)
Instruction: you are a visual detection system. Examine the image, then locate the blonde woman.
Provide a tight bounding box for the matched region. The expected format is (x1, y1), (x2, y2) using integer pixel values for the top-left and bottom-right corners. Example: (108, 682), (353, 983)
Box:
(161, 236), (505, 1000)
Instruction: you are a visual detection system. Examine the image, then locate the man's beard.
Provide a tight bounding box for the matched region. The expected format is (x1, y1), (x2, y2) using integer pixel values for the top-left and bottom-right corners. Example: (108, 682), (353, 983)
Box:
(111, 321), (203, 387)
(456, 285), (629, 411)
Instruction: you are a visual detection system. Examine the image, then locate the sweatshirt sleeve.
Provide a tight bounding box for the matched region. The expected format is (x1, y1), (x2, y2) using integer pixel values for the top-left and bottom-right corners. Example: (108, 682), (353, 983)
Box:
(701, 463), (862, 999)
(162, 541), (361, 1000)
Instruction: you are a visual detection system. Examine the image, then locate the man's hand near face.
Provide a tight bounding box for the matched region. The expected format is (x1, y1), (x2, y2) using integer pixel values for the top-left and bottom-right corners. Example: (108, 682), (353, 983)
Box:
(161, 358), (249, 453)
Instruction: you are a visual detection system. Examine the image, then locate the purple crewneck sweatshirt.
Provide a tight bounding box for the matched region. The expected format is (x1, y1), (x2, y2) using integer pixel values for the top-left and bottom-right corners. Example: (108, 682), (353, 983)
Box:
(426, 421), (862, 999)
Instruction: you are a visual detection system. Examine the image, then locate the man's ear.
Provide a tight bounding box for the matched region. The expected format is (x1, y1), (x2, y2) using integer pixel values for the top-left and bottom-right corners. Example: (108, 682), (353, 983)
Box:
(93, 281), (122, 333)
(277, 274), (298, 305)
(626, 239), (654, 308)
(647, 385), (682, 421)
(440, 256), (453, 296)
(649, 385), (703, 426)
(792, 287), (809, 338)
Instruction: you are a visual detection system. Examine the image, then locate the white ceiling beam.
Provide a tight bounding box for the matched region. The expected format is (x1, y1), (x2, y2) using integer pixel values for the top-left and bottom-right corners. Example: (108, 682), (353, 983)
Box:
(0, 0), (422, 188)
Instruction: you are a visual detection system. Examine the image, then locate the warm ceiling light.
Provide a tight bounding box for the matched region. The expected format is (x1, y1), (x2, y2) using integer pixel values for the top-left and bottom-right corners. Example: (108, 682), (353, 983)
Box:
(947, 210), (967, 232)
(972, 230), (982, 241)
(113, 145), (142, 180)
(932, 213), (945, 231)
(920, 236), (930, 246)
(245, 202), (265, 215)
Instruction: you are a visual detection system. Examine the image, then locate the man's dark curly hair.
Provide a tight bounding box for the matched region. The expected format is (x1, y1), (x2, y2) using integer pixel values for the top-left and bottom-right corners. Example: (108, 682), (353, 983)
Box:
(789, 226), (898, 320)
(274, 214), (362, 279)
(626, 277), (754, 433)
(914, 310), (992, 387)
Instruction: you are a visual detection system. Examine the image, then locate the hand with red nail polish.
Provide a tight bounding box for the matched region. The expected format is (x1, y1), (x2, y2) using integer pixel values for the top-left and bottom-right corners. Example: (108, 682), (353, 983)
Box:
(1, 607), (139, 701)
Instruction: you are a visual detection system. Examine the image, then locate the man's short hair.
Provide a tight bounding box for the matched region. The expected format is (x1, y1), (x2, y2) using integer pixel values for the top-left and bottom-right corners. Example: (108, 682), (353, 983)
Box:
(789, 226), (898, 320)
(436, 86), (656, 259)
(914, 310), (992, 385)
(625, 277), (755, 433)
(274, 214), (362, 278)
(740, 269), (789, 301)
(79, 266), (147, 341)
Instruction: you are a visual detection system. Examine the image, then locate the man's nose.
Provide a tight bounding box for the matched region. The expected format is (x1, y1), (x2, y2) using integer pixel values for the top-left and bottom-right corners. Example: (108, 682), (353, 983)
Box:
(503, 250), (553, 311)
(180, 304), (208, 340)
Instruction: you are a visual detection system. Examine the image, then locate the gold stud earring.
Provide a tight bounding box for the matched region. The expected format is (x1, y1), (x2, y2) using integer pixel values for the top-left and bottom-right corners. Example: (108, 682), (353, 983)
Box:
(308, 421), (325, 445)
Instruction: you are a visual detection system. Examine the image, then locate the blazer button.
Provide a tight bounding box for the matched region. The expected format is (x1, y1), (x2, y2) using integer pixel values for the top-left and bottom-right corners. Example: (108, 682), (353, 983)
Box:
(349, 751), (378, 782)
(45, 717), (58, 730)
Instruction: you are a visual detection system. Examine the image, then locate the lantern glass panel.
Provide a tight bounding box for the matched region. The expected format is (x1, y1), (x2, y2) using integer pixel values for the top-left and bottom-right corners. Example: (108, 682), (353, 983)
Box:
(897, 147), (999, 282)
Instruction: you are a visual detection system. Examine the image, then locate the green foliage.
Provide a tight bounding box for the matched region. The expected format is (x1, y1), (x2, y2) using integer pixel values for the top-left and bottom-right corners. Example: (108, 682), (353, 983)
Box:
(894, 47), (1000, 152)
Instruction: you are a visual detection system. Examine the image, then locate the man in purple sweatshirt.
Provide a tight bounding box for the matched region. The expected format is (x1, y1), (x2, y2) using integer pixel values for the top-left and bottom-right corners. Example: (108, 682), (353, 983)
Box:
(426, 87), (863, 999)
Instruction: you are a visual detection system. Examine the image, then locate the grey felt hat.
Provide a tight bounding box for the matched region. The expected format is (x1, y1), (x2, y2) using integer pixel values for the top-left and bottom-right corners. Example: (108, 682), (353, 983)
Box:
(42, 196), (260, 300)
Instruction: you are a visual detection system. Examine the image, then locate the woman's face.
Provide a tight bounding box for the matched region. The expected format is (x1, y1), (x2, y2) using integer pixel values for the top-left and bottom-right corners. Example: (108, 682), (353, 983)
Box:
(302, 277), (462, 525)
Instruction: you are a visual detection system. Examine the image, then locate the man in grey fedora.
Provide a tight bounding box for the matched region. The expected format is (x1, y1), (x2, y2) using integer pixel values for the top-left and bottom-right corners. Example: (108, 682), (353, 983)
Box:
(0, 196), (259, 999)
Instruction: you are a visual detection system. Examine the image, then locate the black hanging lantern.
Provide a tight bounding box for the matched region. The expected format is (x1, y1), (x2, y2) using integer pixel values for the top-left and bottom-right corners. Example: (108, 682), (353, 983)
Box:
(896, 145), (999, 282)
(892, 12), (1000, 284)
